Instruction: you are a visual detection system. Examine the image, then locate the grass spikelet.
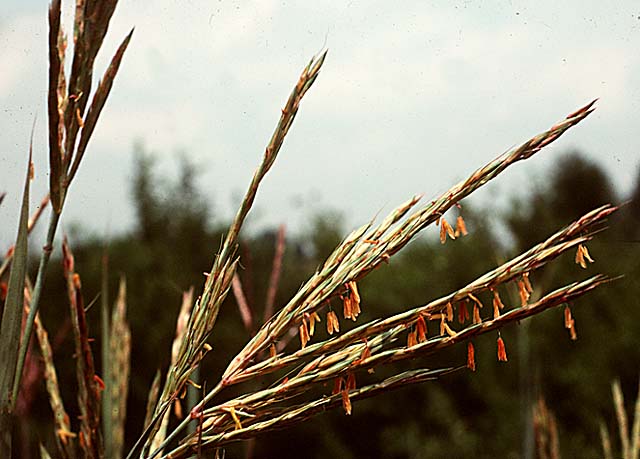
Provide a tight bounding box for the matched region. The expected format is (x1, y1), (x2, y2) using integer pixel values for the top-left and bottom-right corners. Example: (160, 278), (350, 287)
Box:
(108, 278), (131, 459)
(34, 310), (74, 459)
(63, 238), (103, 458)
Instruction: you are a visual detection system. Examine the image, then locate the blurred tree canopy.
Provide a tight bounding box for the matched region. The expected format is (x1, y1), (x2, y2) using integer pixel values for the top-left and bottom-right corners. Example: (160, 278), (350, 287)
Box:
(15, 148), (640, 458)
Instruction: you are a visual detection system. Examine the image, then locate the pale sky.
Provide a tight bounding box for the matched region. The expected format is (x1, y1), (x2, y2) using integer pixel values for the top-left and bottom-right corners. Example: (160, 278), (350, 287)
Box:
(1, 1), (639, 247)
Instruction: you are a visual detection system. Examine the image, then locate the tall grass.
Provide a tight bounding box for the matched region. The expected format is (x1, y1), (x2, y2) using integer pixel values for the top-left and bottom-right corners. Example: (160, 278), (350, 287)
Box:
(0, 1), (621, 458)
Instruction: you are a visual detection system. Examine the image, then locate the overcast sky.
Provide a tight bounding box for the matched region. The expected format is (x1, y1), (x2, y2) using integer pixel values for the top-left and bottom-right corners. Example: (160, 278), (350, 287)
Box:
(1, 1), (639, 247)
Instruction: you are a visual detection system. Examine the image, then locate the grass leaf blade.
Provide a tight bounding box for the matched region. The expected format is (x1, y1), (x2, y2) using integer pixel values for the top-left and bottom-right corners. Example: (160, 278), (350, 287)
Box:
(0, 141), (31, 454)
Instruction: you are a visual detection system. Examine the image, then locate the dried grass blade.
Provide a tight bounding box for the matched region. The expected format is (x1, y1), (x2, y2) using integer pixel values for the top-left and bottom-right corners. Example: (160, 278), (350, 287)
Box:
(382, 101), (598, 259)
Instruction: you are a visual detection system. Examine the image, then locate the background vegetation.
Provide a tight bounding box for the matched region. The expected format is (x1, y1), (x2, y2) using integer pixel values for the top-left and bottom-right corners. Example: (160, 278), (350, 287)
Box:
(7, 146), (638, 458)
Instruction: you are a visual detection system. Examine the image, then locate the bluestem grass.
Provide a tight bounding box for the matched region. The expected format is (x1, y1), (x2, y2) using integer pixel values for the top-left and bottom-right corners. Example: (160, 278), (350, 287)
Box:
(0, 0), (132, 455)
(0, 1), (621, 457)
(141, 84), (613, 458)
(11, 0), (133, 425)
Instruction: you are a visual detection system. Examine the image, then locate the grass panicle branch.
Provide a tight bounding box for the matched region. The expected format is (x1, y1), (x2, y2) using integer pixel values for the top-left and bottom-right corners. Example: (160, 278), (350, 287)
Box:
(168, 367), (459, 456)
(226, 205), (615, 385)
(218, 100), (598, 387)
(145, 100), (611, 459)
(139, 52), (328, 458)
(162, 275), (610, 458)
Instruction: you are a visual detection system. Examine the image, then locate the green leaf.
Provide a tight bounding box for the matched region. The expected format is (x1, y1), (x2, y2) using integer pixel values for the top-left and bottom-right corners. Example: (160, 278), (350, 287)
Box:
(0, 142), (31, 454)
